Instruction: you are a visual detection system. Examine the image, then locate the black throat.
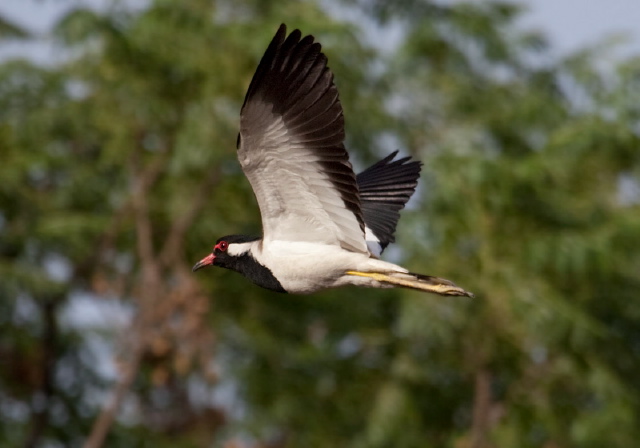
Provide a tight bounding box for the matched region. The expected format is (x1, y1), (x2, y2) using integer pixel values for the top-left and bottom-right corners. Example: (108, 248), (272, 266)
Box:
(216, 237), (286, 293)
(231, 252), (287, 293)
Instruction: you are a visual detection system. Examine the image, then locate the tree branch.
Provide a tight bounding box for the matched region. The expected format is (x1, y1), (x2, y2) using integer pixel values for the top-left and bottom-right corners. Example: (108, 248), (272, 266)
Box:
(83, 337), (143, 448)
(84, 139), (171, 447)
(158, 169), (220, 268)
(22, 297), (59, 448)
(469, 367), (492, 448)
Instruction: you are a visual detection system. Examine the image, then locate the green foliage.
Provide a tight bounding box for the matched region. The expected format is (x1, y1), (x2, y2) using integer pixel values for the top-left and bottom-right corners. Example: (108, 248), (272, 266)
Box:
(0, 16), (28, 39)
(1, 1), (639, 447)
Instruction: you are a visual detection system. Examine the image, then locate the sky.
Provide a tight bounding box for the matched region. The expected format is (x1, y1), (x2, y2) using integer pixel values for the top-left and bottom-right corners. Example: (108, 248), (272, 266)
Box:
(514, 0), (640, 57)
(1, 0), (640, 62)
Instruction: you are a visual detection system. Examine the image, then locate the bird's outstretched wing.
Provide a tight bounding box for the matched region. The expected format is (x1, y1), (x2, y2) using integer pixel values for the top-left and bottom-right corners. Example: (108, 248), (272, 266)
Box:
(237, 24), (368, 254)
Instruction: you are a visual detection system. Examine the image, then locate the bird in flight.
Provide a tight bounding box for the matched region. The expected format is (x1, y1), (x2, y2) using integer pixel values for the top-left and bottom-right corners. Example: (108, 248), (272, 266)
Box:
(193, 24), (473, 298)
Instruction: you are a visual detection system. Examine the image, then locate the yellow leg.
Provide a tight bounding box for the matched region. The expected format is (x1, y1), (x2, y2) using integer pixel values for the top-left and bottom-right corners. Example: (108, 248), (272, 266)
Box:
(345, 271), (474, 297)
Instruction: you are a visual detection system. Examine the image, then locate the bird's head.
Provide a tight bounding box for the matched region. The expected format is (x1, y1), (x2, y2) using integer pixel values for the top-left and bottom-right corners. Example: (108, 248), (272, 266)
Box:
(192, 235), (259, 272)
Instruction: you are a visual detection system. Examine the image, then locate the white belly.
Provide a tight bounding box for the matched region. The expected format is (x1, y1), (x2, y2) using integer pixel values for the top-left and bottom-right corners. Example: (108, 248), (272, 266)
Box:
(252, 240), (405, 294)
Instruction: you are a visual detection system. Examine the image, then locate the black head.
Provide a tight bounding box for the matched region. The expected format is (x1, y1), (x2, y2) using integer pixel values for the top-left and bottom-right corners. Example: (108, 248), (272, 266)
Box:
(192, 234), (260, 272)
(192, 234), (286, 293)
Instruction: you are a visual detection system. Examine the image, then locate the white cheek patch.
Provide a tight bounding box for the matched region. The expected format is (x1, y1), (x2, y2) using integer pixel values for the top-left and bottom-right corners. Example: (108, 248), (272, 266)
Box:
(227, 241), (254, 257)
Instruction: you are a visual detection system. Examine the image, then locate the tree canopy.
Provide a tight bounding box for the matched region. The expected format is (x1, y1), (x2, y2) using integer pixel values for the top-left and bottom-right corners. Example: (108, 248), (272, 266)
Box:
(1, 1), (639, 447)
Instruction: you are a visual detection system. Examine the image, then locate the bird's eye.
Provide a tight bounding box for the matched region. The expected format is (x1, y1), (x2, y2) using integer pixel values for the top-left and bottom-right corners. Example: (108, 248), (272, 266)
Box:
(218, 241), (228, 252)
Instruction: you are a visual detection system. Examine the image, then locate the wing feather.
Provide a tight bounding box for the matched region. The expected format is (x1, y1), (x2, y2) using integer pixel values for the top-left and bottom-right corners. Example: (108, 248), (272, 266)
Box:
(238, 25), (367, 253)
(357, 151), (422, 255)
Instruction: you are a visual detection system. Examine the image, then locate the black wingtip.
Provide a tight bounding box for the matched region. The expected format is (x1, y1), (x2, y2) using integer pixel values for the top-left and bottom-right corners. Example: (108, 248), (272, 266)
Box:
(275, 23), (287, 39)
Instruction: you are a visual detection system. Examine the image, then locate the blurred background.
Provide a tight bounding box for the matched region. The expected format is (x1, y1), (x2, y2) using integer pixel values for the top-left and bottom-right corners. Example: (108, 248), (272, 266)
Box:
(1, 0), (639, 447)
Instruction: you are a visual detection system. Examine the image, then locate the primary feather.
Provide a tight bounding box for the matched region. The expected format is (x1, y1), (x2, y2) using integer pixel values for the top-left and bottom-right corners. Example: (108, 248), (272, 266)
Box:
(357, 150), (422, 255)
(237, 24), (367, 253)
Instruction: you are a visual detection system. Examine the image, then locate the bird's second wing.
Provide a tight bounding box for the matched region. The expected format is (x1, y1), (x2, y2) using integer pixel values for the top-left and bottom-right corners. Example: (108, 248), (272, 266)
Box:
(357, 151), (422, 256)
(237, 24), (368, 254)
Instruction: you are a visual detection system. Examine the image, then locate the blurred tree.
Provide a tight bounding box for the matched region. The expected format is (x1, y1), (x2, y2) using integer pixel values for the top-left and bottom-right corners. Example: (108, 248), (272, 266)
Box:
(0, 1), (638, 448)
(357, 2), (640, 448)
(0, 15), (28, 39)
(2, 1), (387, 447)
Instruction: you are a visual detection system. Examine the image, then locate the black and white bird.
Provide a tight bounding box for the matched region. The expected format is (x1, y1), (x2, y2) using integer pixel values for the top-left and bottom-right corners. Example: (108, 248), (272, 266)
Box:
(192, 24), (473, 298)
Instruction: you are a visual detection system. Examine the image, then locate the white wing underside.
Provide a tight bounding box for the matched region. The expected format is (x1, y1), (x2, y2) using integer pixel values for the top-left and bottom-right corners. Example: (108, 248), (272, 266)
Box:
(236, 26), (370, 256)
(239, 109), (368, 254)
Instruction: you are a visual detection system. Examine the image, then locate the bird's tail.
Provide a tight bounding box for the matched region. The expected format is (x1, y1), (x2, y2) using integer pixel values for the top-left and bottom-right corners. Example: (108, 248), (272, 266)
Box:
(346, 270), (474, 297)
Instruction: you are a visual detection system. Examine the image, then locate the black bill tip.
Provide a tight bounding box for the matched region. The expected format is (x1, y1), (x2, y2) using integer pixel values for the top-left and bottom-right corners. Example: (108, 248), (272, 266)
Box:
(192, 254), (215, 272)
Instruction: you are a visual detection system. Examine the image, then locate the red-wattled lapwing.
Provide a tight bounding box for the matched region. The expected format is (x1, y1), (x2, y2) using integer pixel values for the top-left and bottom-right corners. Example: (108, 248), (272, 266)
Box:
(192, 24), (473, 298)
